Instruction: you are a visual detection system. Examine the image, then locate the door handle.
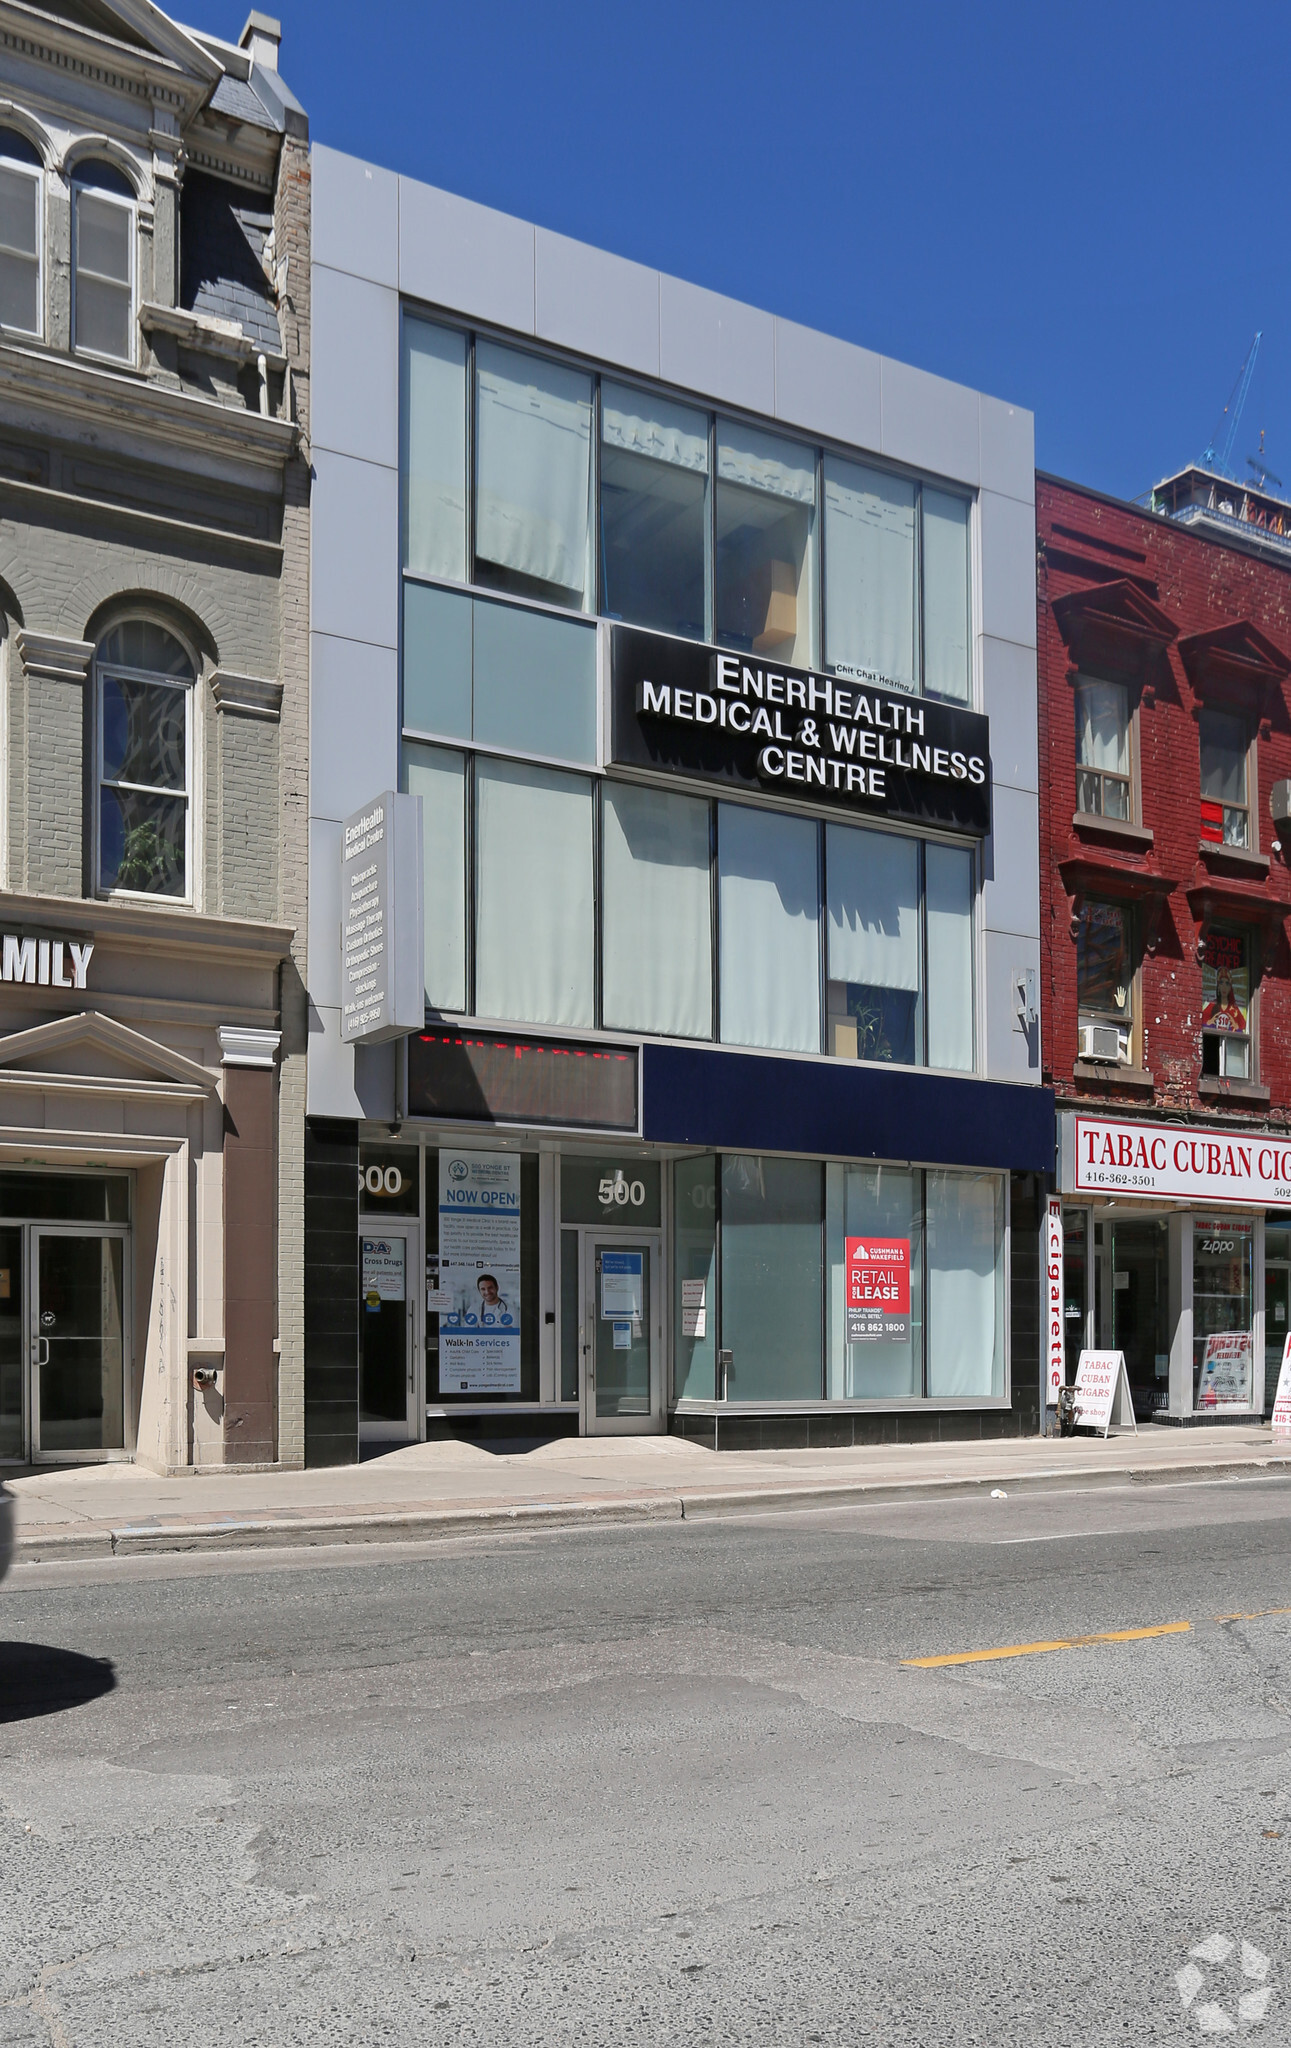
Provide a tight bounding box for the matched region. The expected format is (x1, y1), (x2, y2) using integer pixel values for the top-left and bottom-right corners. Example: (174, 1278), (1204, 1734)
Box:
(34, 1336), (49, 1367)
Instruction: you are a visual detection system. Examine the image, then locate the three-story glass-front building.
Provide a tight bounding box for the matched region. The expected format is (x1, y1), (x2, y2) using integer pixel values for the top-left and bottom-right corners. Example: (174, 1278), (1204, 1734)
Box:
(304, 145), (1053, 1461)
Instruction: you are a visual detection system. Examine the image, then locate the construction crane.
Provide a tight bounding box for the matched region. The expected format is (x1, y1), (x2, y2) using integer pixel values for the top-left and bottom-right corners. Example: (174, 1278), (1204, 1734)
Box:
(1201, 332), (1262, 480)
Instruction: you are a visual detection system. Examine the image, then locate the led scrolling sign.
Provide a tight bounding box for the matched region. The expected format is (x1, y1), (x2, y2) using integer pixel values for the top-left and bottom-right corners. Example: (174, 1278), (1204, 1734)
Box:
(610, 626), (992, 836)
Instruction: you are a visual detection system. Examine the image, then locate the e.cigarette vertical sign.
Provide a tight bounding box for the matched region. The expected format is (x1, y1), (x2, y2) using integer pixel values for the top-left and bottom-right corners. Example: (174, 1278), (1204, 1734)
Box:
(1046, 1196), (1064, 1407)
(845, 1238), (910, 1343)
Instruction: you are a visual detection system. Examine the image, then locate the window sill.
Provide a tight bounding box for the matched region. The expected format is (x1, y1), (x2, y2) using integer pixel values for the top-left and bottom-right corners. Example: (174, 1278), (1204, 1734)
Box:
(1198, 841), (1270, 877)
(1072, 1060), (1155, 1091)
(1198, 1075), (1271, 1105)
(1072, 811), (1154, 850)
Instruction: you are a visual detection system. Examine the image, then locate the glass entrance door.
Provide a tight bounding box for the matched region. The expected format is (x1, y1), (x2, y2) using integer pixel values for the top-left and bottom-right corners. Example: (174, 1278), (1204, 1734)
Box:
(582, 1233), (663, 1434)
(360, 1227), (419, 1441)
(1110, 1217), (1170, 1419)
(31, 1230), (126, 1457)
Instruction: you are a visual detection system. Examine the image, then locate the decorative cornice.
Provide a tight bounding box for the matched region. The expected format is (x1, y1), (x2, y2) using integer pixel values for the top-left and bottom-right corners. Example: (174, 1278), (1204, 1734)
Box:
(218, 1024), (281, 1068)
(0, 1007), (218, 1089)
(0, 889), (294, 965)
(0, 338), (296, 475)
(140, 302), (284, 369)
(210, 669), (283, 720)
(14, 629), (93, 686)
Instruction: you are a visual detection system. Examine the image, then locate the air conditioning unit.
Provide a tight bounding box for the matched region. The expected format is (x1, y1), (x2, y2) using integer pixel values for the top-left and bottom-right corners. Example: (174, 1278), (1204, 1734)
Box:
(1079, 1023), (1130, 1065)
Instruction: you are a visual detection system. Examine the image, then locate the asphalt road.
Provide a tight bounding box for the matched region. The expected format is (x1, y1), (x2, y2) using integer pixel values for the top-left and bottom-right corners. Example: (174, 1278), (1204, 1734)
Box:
(3, 1478), (1291, 2046)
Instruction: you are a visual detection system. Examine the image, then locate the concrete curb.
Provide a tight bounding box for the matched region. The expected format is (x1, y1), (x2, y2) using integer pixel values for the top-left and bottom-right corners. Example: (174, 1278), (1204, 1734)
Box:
(12, 1451), (1291, 1562)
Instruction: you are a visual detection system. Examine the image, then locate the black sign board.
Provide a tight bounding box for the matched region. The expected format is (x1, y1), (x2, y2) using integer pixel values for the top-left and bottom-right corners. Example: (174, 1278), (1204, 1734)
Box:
(408, 1028), (638, 1131)
(610, 626), (991, 835)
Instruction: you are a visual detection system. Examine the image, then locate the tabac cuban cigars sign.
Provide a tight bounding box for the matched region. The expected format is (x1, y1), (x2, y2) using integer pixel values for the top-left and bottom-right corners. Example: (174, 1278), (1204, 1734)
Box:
(610, 625), (991, 835)
(1064, 1111), (1291, 1207)
(0, 933), (93, 988)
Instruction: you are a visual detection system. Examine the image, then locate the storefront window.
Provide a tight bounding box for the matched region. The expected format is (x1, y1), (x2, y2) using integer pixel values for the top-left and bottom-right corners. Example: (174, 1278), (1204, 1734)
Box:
(474, 341), (593, 612)
(1265, 1223), (1290, 1411)
(600, 384), (709, 639)
(358, 1144), (420, 1215)
(1200, 927), (1252, 1081)
(401, 316), (467, 580)
(561, 1156), (661, 1227)
(1062, 1207), (1088, 1381)
(720, 1155), (823, 1400)
(1193, 1216), (1254, 1409)
(673, 1155), (716, 1401)
(601, 784), (712, 1038)
(716, 423), (817, 668)
(826, 1163), (921, 1398)
(427, 1147), (540, 1403)
(925, 1171), (1005, 1398)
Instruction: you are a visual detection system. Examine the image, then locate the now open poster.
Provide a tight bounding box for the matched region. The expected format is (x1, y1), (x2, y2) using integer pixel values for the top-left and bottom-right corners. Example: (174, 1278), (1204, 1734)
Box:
(845, 1238), (910, 1343)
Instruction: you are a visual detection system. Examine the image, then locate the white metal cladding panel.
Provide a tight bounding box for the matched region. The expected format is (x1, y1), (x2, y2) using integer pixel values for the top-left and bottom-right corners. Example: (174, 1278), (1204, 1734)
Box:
(880, 354), (981, 487)
(310, 448), (399, 650)
(534, 227), (659, 379)
(312, 143), (398, 287)
(398, 175), (536, 337)
(984, 929), (1041, 1085)
(983, 786), (1041, 941)
(310, 632), (399, 825)
(774, 316), (882, 454)
(312, 264), (400, 467)
(982, 636), (1039, 794)
(979, 393), (1035, 506)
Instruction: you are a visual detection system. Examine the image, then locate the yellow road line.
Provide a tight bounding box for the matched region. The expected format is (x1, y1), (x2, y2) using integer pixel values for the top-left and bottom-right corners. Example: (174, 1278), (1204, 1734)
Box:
(902, 1620), (1192, 1668)
(1211, 1605), (1291, 1623)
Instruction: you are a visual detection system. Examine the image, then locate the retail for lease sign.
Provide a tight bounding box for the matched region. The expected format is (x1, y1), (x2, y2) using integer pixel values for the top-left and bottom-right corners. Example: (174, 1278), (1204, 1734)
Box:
(1063, 1112), (1291, 1206)
(845, 1237), (910, 1343)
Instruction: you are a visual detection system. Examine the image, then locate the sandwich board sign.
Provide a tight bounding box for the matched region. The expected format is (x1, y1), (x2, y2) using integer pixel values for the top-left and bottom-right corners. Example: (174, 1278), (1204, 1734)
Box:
(1271, 1335), (1291, 1438)
(1072, 1349), (1138, 1437)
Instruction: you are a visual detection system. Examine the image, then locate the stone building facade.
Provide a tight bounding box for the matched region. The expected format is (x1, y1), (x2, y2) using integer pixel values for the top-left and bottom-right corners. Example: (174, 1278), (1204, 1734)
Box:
(0, 2), (308, 1470)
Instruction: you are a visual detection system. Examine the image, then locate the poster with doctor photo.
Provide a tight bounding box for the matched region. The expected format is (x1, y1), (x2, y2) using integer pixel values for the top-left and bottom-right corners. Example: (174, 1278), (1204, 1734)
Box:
(437, 1151), (522, 1393)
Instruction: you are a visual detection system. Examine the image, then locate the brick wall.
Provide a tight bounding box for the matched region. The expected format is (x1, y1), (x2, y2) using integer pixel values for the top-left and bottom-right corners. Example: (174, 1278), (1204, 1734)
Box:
(1038, 476), (1291, 1131)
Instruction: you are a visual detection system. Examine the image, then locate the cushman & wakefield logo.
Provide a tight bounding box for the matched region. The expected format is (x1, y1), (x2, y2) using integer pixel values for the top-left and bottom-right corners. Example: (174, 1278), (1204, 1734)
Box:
(0, 934), (93, 988)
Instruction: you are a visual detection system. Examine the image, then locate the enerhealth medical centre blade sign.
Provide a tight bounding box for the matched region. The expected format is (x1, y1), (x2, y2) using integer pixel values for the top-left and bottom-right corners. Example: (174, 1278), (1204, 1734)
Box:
(1062, 1112), (1291, 1206)
(610, 626), (991, 835)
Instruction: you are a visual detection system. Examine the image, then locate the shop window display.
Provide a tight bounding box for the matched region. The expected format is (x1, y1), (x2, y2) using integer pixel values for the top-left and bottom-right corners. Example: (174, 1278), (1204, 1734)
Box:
(1192, 1217), (1254, 1409)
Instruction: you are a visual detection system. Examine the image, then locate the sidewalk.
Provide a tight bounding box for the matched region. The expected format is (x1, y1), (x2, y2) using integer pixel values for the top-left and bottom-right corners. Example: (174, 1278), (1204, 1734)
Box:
(7, 1424), (1291, 1562)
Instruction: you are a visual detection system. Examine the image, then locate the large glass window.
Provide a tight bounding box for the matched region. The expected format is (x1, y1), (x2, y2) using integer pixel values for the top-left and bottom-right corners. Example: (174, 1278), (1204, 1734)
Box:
(403, 742), (466, 1012)
(925, 1170), (1005, 1398)
(826, 1163), (921, 1398)
(825, 823), (920, 1065)
(925, 843), (975, 1071)
(1200, 707), (1251, 849)
(1193, 1216), (1254, 1410)
(72, 162), (133, 362)
(474, 758), (594, 1028)
(717, 802), (820, 1053)
(716, 424), (817, 667)
(720, 1154), (823, 1400)
(474, 342), (593, 611)
(823, 458), (915, 690)
(0, 129), (41, 336)
(402, 582), (596, 766)
(601, 783), (712, 1038)
(1075, 678), (1131, 820)
(96, 622), (194, 899)
(601, 384), (709, 639)
(401, 317), (467, 581)
(921, 489), (971, 703)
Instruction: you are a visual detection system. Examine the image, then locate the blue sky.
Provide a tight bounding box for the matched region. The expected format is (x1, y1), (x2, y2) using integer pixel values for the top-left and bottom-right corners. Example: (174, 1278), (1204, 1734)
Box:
(208, 0), (1288, 505)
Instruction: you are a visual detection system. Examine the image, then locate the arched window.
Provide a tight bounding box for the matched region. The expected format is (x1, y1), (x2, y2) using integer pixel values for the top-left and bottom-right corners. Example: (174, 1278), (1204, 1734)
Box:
(95, 621), (195, 900)
(0, 128), (42, 337)
(71, 160), (134, 362)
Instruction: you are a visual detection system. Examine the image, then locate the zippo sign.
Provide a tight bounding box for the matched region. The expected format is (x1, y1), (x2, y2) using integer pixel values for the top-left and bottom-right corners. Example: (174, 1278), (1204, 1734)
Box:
(845, 1238), (910, 1343)
(1045, 1196), (1064, 1406)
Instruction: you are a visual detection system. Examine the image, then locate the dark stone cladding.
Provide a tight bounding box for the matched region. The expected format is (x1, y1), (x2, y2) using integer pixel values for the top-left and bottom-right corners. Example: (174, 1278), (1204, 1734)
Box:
(643, 1042), (1055, 1175)
(304, 1117), (359, 1467)
(670, 1169), (1043, 1449)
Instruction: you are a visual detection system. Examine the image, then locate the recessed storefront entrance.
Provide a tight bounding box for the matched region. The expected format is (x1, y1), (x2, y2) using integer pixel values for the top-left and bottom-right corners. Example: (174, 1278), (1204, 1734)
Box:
(0, 1172), (131, 1464)
(360, 1225), (421, 1442)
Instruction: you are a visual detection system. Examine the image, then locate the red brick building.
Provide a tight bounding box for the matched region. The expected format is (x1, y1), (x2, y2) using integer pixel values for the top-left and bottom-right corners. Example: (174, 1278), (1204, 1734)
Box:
(1038, 473), (1291, 1422)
